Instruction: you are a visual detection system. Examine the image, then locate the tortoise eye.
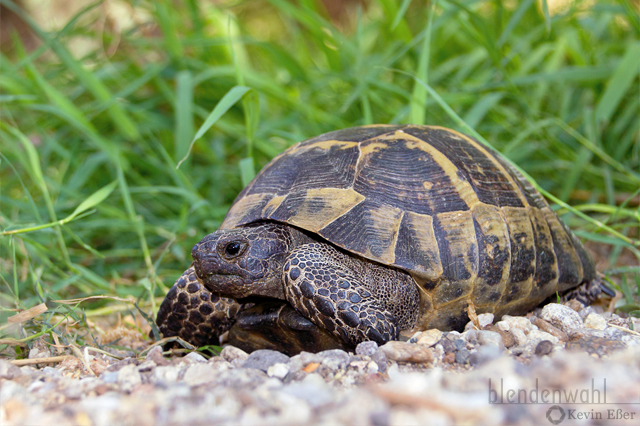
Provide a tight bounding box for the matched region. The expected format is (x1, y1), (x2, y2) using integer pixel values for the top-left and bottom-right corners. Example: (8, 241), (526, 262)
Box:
(223, 241), (246, 258)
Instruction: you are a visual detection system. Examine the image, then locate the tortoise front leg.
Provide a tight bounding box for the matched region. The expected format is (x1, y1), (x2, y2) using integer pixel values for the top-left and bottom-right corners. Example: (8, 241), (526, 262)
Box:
(156, 265), (242, 347)
(282, 243), (414, 346)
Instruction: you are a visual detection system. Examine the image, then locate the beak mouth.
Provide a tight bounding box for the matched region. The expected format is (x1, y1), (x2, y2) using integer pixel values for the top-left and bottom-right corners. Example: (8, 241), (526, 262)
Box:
(192, 252), (245, 297)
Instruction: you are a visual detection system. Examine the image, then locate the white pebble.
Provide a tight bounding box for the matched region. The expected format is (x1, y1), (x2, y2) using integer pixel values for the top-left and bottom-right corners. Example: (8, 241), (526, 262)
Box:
(540, 303), (583, 333)
(495, 315), (533, 333)
(478, 313), (495, 328)
(510, 328), (528, 346)
(417, 329), (442, 347)
(527, 329), (559, 345)
(117, 364), (141, 392)
(584, 313), (607, 331)
(267, 363), (290, 379)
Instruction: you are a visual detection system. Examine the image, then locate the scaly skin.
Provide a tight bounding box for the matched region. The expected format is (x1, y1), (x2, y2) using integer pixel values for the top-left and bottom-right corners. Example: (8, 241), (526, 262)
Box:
(282, 242), (419, 346)
(156, 265), (242, 347)
(156, 222), (420, 351)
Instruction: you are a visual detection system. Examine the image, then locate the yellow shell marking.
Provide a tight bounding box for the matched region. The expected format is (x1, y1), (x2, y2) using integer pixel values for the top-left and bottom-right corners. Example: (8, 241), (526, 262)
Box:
(285, 140), (358, 156)
(221, 193), (271, 229)
(401, 211), (443, 282)
(283, 188), (365, 233)
(360, 203), (404, 264)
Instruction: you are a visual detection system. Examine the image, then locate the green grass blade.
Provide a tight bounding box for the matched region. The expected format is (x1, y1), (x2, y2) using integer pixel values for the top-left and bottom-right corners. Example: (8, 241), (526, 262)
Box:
(0, 0), (140, 140)
(156, 0), (184, 62)
(595, 42), (640, 124)
(391, 0), (413, 30)
(559, 146), (592, 202)
(239, 157), (256, 188)
(410, 0), (437, 125)
(2, 124), (70, 263)
(177, 86), (251, 168)
(553, 118), (640, 184)
(541, 0), (551, 34)
(66, 181), (118, 222)
(175, 71), (194, 163)
(462, 92), (504, 128)
(497, 0), (536, 47)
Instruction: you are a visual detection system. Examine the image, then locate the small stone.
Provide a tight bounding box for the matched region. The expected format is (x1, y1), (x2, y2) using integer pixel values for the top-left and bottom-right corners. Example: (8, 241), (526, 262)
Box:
(417, 329), (442, 347)
(1, 397), (27, 424)
(41, 366), (61, 377)
(565, 299), (583, 312)
(484, 325), (516, 348)
(477, 313), (494, 328)
(145, 345), (170, 366)
(496, 315), (533, 333)
(289, 352), (321, 374)
(540, 303), (583, 334)
(531, 317), (568, 341)
(281, 373), (333, 408)
(28, 339), (51, 360)
(356, 341), (379, 356)
(371, 349), (388, 373)
(622, 335), (640, 346)
(468, 346), (501, 367)
(101, 371), (119, 383)
(566, 335), (627, 357)
(116, 364), (141, 392)
(366, 361), (379, 374)
(184, 352), (207, 363)
(318, 349), (350, 370)
(220, 345), (249, 364)
(584, 313), (607, 331)
(380, 341), (435, 363)
(510, 328), (528, 346)
(534, 340), (554, 356)
(604, 327), (626, 340)
(440, 339), (456, 353)
(284, 370), (308, 383)
(267, 362), (290, 379)
(154, 365), (180, 383)
(0, 360), (22, 379)
(183, 363), (217, 386)
(444, 331), (462, 340)
(443, 352), (456, 363)
(455, 348), (471, 364)
(464, 330), (505, 350)
(579, 305), (603, 319)
(369, 410), (390, 426)
(523, 329), (559, 355)
(136, 360), (156, 373)
(242, 349), (290, 372)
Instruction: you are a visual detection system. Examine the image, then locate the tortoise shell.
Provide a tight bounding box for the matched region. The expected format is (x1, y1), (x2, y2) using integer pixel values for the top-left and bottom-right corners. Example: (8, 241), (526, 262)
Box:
(221, 125), (595, 330)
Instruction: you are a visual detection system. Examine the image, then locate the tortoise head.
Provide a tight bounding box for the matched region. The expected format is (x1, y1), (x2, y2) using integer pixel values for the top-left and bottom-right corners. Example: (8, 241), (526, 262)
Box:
(191, 223), (292, 300)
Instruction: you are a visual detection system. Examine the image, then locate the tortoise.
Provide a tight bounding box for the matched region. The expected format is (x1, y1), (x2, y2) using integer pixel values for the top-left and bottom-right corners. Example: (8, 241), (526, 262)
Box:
(155, 124), (601, 355)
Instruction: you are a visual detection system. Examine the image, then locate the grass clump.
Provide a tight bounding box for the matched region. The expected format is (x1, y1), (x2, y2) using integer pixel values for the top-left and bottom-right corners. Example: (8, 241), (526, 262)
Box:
(0, 0), (638, 355)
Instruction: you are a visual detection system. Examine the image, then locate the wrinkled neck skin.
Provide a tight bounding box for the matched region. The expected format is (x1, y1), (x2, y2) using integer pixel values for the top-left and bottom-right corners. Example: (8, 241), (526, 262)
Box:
(191, 222), (313, 300)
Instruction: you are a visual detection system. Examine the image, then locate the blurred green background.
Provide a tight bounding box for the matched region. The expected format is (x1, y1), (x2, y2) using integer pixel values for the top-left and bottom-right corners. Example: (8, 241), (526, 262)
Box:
(1, 0), (639, 342)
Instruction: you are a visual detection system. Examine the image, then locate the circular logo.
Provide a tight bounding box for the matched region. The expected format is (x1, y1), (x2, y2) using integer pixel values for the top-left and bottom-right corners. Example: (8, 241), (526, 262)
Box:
(546, 405), (566, 425)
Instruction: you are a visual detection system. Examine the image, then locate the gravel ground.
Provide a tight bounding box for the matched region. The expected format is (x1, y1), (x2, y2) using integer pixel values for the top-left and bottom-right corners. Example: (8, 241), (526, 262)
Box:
(2, 301), (640, 426)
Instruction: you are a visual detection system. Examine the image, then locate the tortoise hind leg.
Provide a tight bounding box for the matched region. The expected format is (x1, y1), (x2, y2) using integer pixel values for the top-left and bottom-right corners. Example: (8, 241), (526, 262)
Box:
(156, 265), (242, 347)
(227, 300), (351, 355)
(283, 243), (419, 346)
(561, 275), (615, 306)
